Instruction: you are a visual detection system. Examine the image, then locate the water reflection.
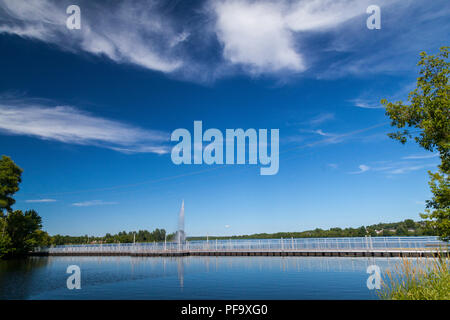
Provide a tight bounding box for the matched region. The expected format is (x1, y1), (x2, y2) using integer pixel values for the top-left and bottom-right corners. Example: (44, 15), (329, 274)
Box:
(0, 257), (50, 299)
(0, 256), (433, 300)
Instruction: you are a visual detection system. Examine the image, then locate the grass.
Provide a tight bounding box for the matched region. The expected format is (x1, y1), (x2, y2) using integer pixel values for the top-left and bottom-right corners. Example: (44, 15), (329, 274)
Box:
(379, 253), (450, 300)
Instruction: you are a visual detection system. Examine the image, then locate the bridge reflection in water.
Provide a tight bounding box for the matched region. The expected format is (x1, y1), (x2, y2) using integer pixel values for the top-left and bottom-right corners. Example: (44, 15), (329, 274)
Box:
(34, 254), (434, 293)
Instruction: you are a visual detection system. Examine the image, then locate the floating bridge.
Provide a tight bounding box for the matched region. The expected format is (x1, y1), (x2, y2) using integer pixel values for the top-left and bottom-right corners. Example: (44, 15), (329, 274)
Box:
(33, 236), (448, 258)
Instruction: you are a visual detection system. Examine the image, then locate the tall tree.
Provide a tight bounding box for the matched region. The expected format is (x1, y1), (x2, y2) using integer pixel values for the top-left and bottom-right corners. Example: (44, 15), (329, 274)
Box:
(0, 156), (48, 257)
(0, 155), (23, 215)
(1, 155), (23, 256)
(382, 47), (449, 241)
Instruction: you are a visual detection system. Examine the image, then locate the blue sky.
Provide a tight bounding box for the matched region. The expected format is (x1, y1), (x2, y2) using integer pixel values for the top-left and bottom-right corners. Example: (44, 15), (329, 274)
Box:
(0, 0), (448, 236)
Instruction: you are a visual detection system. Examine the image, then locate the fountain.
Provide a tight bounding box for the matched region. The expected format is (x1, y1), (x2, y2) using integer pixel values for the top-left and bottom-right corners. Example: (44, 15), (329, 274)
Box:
(176, 200), (186, 247)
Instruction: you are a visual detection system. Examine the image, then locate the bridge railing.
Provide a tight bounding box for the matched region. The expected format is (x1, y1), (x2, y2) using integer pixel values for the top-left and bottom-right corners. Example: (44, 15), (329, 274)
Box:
(36, 236), (448, 254)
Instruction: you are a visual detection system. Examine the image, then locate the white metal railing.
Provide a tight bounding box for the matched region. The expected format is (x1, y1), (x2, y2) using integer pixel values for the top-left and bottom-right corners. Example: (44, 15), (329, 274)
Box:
(36, 236), (448, 254)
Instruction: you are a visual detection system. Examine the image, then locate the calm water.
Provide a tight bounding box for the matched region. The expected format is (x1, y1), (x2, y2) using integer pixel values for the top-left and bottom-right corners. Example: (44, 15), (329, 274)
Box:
(0, 256), (405, 300)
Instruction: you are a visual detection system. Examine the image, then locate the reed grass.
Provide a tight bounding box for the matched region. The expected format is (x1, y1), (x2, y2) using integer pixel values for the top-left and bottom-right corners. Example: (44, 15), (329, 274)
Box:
(379, 253), (450, 300)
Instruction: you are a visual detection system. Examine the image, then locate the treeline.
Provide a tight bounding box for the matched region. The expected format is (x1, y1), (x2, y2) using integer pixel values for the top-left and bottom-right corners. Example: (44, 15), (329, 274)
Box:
(52, 229), (176, 245)
(188, 219), (436, 240)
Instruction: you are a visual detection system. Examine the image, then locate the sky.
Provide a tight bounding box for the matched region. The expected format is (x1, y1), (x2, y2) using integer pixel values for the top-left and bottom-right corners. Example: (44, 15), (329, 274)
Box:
(0, 0), (448, 237)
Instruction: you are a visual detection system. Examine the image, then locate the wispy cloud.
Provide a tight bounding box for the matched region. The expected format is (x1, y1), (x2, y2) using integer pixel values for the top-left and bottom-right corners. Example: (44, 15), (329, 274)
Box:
(0, 0), (447, 80)
(72, 200), (118, 207)
(402, 153), (439, 160)
(350, 82), (416, 110)
(309, 113), (335, 126)
(212, 0), (381, 74)
(320, 1), (450, 79)
(211, 0), (426, 76)
(0, 0), (183, 73)
(25, 199), (57, 203)
(349, 164), (370, 174)
(0, 97), (169, 154)
(359, 158), (439, 176)
(284, 122), (388, 151)
(350, 98), (384, 109)
(387, 164), (432, 175)
(314, 129), (335, 137)
(307, 123), (387, 146)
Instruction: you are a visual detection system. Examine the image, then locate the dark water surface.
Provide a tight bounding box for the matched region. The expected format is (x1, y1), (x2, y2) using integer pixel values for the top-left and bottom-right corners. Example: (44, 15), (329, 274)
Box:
(0, 256), (403, 299)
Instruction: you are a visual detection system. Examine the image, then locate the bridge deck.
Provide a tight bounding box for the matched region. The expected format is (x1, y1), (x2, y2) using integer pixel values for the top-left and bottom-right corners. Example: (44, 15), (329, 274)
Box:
(32, 237), (448, 258)
(31, 248), (446, 258)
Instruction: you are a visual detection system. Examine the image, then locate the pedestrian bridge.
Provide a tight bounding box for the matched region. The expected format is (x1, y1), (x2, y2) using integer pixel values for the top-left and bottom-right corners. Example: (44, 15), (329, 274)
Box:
(33, 236), (448, 258)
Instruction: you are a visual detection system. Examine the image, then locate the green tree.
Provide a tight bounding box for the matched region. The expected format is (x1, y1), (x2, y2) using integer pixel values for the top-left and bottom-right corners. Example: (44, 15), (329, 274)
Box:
(422, 171), (450, 241)
(396, 225), (409, 236)
(32, 230), (52, 248)
(1, 155), (23, 257)
(0, 156), (49, 258)
(0, 217), (12, 258)
(382, 47), (449, 241)
(357, 226), (367, 237)
(0, 155), (23, 215)
(6, 209), (43, 254)
(404, 219), (416, 229)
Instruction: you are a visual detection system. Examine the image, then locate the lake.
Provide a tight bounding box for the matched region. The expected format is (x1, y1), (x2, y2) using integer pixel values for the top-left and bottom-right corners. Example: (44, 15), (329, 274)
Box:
(0, 256), (409, 300)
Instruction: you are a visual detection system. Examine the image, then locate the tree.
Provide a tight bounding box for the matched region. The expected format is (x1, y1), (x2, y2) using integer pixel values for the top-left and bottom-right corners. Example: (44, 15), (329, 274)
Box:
(382, 47), (449, 241)
(0, 156), (48, 257)
(422, 171), (450, 241)
(1, 155), (23, 257)
(6, 209), (43, 254)
(357, 226), (367, 237)
(0, 217), (12, 258)
(0, 155), (23, 215)
(396, 225), (409, 236)
(404, 219), (416, 229)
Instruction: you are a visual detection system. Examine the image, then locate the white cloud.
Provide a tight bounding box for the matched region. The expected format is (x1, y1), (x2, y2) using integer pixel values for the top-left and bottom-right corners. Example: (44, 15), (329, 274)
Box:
(25, 199), (57, 203)
(314, 129), (334, 137)
(285, 122), (387, 149)
(284, 0), (370, 32)
(350, 98), (385, 109)
(0, 98), (169, 154)
(0, 0), (183, 73)
(72, 200), (118, 207)
(304, 128), (345, 145)
(368, 159), (439, 175)
(387, 164), (430, 175)
(0, 0), (446, 80)
(319, 1), (450, 79)
(350, 83), (416, 110)
(212, 0), (394, 74)
(213, 0), (304, 73)
(402, 154), (439, 160)
(350, 164), (370, 174)
(170, 31), (190, 47)
(309, 113), (334, 126)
